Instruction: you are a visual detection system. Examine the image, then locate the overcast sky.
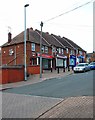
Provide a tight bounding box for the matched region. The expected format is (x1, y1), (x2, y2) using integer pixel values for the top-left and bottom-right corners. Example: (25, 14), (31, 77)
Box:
(0, 0), (94, 53)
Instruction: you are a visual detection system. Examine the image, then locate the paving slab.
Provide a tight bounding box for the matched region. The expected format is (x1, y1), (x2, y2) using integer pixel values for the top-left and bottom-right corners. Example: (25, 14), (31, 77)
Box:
(39, 96), (93, 118)
(2, 92), (63, 118)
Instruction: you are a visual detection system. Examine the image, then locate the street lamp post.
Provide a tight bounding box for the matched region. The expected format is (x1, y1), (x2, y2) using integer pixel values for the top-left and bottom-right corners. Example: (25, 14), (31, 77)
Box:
(24, 4), (29, 81)
(40, 21), (43, 78)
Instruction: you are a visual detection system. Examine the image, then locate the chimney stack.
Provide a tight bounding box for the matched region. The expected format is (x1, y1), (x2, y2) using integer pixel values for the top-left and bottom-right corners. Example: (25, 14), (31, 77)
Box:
(27, 28), (29, 40)
(8, 32), (12, 43)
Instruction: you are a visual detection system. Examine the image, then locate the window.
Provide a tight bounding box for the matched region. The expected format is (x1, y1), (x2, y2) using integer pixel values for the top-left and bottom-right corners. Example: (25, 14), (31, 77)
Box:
(76, 49), (78, 54)
(56, 48), (59, 53)
(41, 46), (44, 53)
(72, 50), (75, 55)
(59, 48), (61, 54)
(52, 46), (56, 54)
(66, 48), (68, 53)
(31, 43), (35, 51)
(70, 50), (73, 55)
(79, 50), (82, 55)
(62, 49), (64, 54)
(45, 46), (48, 53)
(9, 49), (14, 56)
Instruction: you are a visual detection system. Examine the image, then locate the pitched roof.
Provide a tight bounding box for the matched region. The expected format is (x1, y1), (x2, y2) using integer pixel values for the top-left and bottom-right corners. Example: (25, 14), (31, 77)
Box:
(2, 28), (50, 47)
(52, 34), (74, 50)
(63, 36), (86, 52)
(35, 30), (64, 48)
(2, 27), (86, 52)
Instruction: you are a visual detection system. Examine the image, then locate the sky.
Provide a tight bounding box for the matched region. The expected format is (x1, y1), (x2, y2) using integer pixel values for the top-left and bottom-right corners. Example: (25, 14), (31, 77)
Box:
(0, 0), (94, 53)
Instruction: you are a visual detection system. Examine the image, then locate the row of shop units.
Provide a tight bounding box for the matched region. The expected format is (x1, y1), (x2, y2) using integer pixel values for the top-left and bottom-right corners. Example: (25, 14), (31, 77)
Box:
(1, 27), (86, 71)
(30, 52), (85, 70)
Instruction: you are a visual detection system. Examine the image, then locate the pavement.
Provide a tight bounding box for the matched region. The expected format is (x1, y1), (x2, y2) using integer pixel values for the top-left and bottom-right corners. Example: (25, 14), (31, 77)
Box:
(0, 68), (73, 90)
(0, 69), (94, 118)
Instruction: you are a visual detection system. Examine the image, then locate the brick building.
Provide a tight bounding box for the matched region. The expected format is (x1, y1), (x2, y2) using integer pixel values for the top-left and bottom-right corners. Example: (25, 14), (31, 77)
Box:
(1, 27), (86, 70)
(0, 47), (1, 66)
(86, 52), (95, 63)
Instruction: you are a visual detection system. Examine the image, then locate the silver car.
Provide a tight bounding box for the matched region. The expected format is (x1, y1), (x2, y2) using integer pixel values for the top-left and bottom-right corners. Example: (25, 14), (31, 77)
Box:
(74, 63), (90, 73)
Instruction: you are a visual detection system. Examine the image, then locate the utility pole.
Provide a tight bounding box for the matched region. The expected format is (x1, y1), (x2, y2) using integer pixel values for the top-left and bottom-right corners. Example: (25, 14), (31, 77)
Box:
(40, 21), (43, 78)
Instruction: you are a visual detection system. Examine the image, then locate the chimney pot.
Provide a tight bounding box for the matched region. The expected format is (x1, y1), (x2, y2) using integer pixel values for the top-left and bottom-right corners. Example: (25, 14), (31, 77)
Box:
(30, 27), (33, 30)
(8, 32), (12, 43)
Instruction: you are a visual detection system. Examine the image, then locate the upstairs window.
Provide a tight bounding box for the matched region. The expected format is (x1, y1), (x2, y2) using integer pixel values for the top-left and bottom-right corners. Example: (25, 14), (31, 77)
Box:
(9, 49), (14, 56)
(76, 49), (78, 54)
(79, 50), (82, 55)
(70, 50), (73, 55)
(31, 43), (35, 51)
(62, 49), (64, 54)
(72, 50), (75, 55)
(41, 46), (44, 53)
(59, 48), (61, 54)
(66, 48), (68, 53)
(56, 48), (59, 53)
(45, 46), (48, 53)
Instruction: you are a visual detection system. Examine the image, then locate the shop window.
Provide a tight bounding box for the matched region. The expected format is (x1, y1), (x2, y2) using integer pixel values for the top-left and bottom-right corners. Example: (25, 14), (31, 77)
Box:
(45, 46), (48, 53)
(31, 58), (36, 65)
(31, 43), (35, 51)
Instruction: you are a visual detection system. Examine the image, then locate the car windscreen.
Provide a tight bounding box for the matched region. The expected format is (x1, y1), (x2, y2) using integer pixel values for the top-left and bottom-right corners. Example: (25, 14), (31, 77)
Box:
(77, 64), (85, 66)
(90, 63), (95, 65)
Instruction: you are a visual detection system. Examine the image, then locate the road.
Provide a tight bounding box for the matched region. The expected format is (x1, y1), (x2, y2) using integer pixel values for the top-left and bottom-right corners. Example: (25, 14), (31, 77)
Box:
(2, 70), (94, 118)
(3, 70), (93, 98)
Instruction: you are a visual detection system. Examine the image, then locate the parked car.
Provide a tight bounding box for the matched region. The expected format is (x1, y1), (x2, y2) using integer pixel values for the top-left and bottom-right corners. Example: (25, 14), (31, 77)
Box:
(74, 63), (90, 73)
(89, 62), (95, 70)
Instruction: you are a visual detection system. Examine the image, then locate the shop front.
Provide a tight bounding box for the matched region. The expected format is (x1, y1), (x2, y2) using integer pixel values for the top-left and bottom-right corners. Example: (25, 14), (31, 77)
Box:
(37, 53), (54, 70)
(69, 55), (76, 67)
(56, 55), (67, 68)
(30, 52), (37, 65)
(77, 55), (84, 63)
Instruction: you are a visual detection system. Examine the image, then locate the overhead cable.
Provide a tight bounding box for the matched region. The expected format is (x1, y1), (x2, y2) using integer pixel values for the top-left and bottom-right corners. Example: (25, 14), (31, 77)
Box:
(44, 0), (94, 23)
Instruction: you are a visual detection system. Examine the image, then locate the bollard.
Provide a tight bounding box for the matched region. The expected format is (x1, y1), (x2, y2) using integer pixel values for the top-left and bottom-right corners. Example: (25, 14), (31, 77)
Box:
(51, 68), (52, 72)
(72, 66), (74, 71)
(57, 67), (59, 74)
(68, 66), (70, 71)
(63, 67), (65, 72)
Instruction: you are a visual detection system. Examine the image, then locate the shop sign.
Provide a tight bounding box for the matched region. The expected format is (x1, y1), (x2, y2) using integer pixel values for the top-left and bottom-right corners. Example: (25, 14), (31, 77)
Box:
(38, 53), (53, 59)
(57, 55), (67, 59)
(78, 55), (84, 59)
(70, 55), (76, 59)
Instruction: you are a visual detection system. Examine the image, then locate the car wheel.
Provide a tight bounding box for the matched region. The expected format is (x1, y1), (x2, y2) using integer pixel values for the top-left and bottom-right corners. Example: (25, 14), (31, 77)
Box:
(83, 69), (85, 72)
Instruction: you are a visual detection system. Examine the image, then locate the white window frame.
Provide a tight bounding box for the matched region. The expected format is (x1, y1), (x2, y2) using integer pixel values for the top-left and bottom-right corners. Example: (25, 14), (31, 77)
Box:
(79, 50), (82, 55)
(70, 50), (73, 55)
(45, 46), (48, 53)
(31, 43), (35, 51)
(41, 45), (44, 53)
(59, 48), (61, 54)
(66, 48), (68, 53)
(9, 49), (14, 56)
(62, 49), (64, 54)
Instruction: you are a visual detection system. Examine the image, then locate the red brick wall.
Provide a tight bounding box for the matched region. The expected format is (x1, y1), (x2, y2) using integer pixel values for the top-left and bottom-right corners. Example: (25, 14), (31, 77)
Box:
(27, 65), (40, 74)
(0, 67), (24, 84)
